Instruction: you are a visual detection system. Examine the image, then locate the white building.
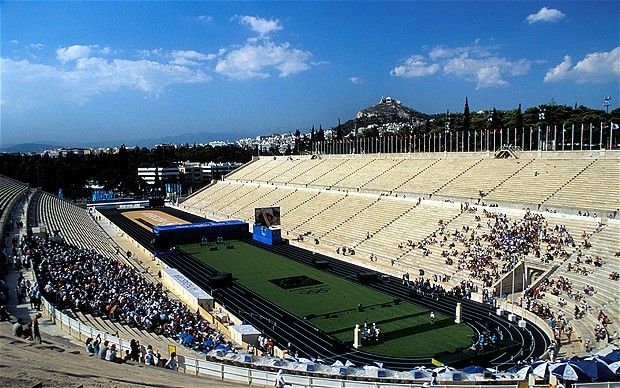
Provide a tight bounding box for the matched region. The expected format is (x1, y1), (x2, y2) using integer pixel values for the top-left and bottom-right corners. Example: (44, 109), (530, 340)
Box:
(137, 167), (180, 186)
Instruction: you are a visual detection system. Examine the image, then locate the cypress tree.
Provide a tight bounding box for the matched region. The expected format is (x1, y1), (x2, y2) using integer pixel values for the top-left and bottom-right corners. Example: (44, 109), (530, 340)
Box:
(463, 97), (470, 132)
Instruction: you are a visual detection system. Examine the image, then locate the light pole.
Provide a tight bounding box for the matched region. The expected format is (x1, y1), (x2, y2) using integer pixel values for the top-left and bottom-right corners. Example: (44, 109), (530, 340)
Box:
(538, 108), (546, 151)
(445, 110), (451, 152)
(604, 96), (611, 114)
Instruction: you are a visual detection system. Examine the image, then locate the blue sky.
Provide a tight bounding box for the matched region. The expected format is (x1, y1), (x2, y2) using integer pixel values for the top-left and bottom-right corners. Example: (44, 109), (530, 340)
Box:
(1, 1), (619, 145)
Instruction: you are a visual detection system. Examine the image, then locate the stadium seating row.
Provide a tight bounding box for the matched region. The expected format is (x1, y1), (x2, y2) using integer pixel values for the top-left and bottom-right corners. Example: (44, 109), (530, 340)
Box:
(0, 174), (29, 220)
(29, 191), (116, 256)
(226, 154), (619, 213)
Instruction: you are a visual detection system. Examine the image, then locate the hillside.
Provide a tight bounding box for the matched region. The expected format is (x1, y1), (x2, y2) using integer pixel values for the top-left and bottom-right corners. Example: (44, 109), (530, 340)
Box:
(338, 97), (429, 136)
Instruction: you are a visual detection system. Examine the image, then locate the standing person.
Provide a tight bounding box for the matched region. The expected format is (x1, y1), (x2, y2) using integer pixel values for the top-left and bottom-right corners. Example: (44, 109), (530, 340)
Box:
(165, 352), (177, 371)
(129, 339), (140, 362)
(430, 311), (436, 325)
(430, 371), (438, 385)
(98, 340), (109, 359)
(274, 369), (291, 388)
(32, 313), (42, 344)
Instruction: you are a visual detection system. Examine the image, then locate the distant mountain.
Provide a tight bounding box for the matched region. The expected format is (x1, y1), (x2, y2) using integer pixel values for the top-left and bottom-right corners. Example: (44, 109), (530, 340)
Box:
(0, 143), (59, 153)
(338, 97), (429, 134)
(356, 96), (428, 123)
(82, 130), (245, 148)
(0, 130), (252, 153)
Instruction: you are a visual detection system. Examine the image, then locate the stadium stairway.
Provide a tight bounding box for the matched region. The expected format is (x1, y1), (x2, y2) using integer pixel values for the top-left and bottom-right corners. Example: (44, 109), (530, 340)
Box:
(291, 194), (350, 237)
(540, 159), (598, 207)
(213, 184), (261, 213)
(390, 158), (442, 196)
(431, 158), (484, 196)
(318, 197), (380, 239)
(480, 158), (535, 198)
(323, 157), (377, 189)
(351, 201), (419, 248)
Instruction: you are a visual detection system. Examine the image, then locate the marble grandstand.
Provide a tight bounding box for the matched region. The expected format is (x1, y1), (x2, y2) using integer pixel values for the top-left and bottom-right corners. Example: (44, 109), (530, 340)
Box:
(179, 151), (620, 355)
(0, 174), (29, 226)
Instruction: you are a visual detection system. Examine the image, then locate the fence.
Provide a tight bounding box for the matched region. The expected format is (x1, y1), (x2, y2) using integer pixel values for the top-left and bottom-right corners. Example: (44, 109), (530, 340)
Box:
(311, 123), (619, 155)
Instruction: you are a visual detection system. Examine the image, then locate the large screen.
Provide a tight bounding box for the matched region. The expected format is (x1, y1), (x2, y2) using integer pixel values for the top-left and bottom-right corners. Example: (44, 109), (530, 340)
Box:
(255, 206), (281, 227)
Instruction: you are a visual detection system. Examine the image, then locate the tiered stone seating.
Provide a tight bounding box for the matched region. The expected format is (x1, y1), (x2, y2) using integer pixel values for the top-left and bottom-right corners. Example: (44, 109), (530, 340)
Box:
(292, 194), (377, 239)
(548, 222), (620, 347)
(230, 186), (296, 221)
(228, 158), (272, 181)
(362, 158), (438, 193)
(323, 197), (415, 248)
(543, 159), (620, 213)
(182, 180), (230, 208)
(311, 158), (375, 188)
(32, 191), (115, 256)
(485, 158), (594, 206)
(390, 205), (463, 276)
(223, 185), (277, 217)
(72, 291), (178, 352)
(252, 158), (307, 183)
(442, 210), (598, 288)
(281, 190), (346, 231)
(190, 182), (243, 211)
(287, 159), (349, 186)
(0, 174), (28, 218)
(337, 158), (401, 190)
(395, 158), (482, 196)
(355, 202), (461, 263)
(437, 158), (534, 199)
(209, 184), (260, 213)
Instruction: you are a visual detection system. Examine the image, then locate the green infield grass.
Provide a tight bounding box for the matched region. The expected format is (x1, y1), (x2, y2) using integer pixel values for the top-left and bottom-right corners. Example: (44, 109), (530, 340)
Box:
(181, 240), (474, 357)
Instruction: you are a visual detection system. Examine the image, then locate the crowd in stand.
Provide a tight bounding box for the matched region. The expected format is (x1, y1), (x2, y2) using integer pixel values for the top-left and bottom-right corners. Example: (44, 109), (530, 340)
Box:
(19, 235), (227, 352)
(396, 204), (579, 290)
(83, 335), (178, 369)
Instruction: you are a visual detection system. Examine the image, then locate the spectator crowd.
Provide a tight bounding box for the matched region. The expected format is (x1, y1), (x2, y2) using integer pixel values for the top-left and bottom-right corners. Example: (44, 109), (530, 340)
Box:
(20, 236), (229, 352)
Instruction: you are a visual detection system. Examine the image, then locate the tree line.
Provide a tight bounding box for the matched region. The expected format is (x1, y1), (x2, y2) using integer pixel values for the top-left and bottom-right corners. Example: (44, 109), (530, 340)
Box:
(0, 144), (253, 201)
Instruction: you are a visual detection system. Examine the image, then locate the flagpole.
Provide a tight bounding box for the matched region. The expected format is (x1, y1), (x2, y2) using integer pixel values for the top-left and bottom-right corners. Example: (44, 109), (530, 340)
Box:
(562, 123), (565, 151)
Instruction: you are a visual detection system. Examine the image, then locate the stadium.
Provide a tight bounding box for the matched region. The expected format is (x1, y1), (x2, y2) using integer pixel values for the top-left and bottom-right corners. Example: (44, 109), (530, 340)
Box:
(1, 146), (619, 387)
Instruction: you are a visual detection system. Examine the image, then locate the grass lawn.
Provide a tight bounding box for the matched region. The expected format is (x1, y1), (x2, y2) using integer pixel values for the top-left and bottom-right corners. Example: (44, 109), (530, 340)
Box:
(181, 240), (474, 357)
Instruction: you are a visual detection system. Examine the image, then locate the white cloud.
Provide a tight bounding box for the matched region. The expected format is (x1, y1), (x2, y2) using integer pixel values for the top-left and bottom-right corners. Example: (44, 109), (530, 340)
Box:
(390, 55), (440, 77)
(443, 55), (530, 88)
(138, 48), (164, 58)
(56, 44), (93, 62)
(526, 7), (566, 24)
(392, 43), (534, 89)
(27, 43), (44, 50)
(55, 44), (114, 63)
(237, 15), (282, 36)
(544, 47), (620, 84)
(349, 76), (362, 85)
(170, 50), (216, 65)
(197, 15), (213, 22)
(215, 41), (312, 79)
(1, 54), (209, 108)
(429, 44), (496, 60)
(9, 39), (19, 45)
